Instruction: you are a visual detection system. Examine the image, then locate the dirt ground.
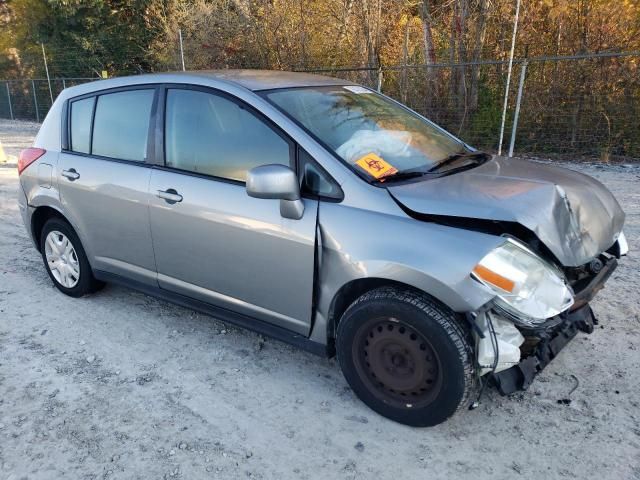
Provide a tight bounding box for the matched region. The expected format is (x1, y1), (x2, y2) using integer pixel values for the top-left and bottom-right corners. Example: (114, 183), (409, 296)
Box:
(0, 119), (639, 480)
(0, 119), (39, 164)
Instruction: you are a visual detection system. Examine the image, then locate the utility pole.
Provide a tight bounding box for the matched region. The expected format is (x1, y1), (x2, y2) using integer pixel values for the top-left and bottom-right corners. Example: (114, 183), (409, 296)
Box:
(41, 43), (54, 104)
(497, 0), (520, 156)
(179, 29), (186, 71)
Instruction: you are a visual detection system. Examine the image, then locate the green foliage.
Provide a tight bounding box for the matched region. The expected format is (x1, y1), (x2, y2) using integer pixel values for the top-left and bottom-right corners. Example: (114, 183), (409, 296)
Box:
(1, 0), (158, 77)
(463, 83), (505, 151)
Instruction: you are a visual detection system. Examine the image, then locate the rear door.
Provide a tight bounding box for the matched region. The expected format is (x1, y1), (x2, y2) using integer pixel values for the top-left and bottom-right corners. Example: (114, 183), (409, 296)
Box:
(58, 87), (158, 285)
(147, 86), (318, 335)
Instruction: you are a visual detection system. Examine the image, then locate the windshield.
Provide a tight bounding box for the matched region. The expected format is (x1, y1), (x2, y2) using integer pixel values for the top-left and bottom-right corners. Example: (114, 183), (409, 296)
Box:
(263, 85), (470, 181)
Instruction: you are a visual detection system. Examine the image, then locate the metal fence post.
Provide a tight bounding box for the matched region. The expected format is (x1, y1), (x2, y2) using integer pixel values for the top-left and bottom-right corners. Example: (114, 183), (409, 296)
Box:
(42, 43), (54, 104)
(508, 59), (528, 157)
(179, 29), (186, 71)
(377, 66), (383, 92)
(497, 0), (521, 155)
(6, 82), (13, 120)
(31, 79), (40, 123)
(62, 78), (66, 90)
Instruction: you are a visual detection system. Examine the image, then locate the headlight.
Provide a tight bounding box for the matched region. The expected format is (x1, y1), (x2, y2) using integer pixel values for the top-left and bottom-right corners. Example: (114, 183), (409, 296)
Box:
(471, 238), (574, 325)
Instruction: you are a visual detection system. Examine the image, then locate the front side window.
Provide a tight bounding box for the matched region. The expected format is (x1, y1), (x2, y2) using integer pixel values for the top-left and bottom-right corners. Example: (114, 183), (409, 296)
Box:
(264, 86), (470, 181)
(165, 89), (290, 182)
(92, 89), (154, 162)
(69, 97), (94, 154)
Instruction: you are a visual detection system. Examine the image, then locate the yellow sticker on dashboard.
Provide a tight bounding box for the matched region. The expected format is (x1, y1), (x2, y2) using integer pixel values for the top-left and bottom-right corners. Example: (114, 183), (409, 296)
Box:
(355, 153), (398, 179)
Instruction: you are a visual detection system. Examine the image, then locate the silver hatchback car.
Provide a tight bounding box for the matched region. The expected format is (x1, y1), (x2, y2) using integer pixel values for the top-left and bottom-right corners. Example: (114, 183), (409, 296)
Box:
(18, 70), (627, 426)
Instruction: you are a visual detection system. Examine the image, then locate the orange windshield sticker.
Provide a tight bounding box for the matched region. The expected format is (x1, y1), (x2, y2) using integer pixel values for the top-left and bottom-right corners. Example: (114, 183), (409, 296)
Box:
(355, 153), (398, 179)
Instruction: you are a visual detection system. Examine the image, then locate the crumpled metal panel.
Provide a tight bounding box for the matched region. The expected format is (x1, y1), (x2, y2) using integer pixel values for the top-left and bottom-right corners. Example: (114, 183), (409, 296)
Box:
(387, 156), (625, 267)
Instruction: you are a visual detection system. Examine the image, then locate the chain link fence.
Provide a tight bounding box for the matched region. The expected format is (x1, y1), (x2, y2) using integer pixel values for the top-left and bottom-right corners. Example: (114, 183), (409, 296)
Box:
(1, 53), (639, 161)
(307, 53), (640, 161)
(0, 77), (94, 123)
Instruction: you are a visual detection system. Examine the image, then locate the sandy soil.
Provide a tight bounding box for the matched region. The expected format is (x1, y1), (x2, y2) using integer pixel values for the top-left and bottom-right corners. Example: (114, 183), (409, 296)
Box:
(0, 121), (639, 480)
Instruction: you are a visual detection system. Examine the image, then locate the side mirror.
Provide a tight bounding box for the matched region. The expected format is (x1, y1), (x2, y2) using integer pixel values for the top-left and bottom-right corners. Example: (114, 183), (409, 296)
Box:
(246, 164), (304, 220)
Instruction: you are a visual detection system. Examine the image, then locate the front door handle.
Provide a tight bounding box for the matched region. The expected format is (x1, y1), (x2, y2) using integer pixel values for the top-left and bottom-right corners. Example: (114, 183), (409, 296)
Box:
(157, 189), (183, 204)
(61, 168), (80, 181)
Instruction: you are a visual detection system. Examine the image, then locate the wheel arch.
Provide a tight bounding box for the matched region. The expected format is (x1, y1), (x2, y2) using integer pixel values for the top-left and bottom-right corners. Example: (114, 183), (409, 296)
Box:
(31, 205), (68, 252)
(326, 278), (444, 350)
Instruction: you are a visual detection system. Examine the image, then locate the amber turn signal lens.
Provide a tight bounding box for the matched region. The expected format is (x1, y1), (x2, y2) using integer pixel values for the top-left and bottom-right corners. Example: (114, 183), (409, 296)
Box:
(472, 264), (515, 293)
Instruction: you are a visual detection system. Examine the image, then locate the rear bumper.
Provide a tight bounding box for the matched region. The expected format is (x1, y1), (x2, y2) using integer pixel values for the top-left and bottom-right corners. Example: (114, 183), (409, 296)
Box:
(492, 304), (598, 395)
(17, 183), (35, 246)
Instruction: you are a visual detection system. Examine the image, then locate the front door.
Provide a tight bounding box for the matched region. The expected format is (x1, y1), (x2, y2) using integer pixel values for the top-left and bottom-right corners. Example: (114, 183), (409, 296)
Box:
(148, 87), (318, 335)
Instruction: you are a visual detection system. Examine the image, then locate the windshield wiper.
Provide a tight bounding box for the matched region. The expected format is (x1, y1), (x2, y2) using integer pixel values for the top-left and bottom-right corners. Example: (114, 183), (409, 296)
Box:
(427, 151), (489, 173)
(376, 170), (434, 183)
(373, 151), (489, 184)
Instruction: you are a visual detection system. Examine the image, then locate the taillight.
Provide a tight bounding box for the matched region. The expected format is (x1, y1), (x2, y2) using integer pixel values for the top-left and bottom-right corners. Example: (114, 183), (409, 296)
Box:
(17, 148), (46, 175)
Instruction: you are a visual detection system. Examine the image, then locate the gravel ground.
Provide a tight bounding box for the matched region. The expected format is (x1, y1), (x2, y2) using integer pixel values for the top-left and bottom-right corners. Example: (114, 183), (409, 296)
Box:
(1, 120), (639, 480)
(0, 119), (40, 163)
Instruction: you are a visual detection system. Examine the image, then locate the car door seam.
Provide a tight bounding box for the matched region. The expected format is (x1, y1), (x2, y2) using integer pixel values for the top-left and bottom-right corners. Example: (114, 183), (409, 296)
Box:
(146, 168), (161, 287)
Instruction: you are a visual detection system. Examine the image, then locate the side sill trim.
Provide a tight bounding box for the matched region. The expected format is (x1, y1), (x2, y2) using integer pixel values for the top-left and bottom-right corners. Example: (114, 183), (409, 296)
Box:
(93, 270), (328, 357)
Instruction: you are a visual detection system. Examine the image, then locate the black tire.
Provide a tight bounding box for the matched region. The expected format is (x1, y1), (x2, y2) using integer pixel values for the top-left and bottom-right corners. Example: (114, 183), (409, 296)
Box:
(40, 217), (104, 297)
(336, 287), (478, 427)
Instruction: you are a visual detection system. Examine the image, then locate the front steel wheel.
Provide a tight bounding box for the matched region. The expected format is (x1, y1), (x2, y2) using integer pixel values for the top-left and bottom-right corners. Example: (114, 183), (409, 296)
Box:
(337, 287), (478, 427)
(354, 318), (443, 409)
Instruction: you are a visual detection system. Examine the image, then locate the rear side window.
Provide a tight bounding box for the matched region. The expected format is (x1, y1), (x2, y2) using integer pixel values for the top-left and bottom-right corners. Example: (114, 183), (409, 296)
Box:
(165, 89), (291, 182)
(69, 97), (94, 154)
(92, 89), (154, 162)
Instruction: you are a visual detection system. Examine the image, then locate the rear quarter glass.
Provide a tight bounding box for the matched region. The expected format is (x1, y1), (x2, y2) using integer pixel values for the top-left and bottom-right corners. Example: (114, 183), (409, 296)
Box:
(69, 97), (94, 154)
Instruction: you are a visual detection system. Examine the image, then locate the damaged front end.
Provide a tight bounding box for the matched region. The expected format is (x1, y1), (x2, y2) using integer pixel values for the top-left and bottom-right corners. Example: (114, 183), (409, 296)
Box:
(387, 156), (626, 267)
(385, 155), (628, 395)
(472, 251), (621, 395)
(491, 304), (598, 395)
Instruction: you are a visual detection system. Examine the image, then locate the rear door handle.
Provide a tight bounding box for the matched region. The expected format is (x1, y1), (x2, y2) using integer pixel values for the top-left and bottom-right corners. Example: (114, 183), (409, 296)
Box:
(61, 169), (80, 181)
(157, 189), (183, 204)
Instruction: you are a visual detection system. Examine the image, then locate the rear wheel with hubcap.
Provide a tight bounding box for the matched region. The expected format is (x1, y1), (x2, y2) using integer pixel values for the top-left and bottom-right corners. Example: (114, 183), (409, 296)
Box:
(40, 217), (103, 297)
(337, 287), (477, 427)
(45, 230), (81, 288)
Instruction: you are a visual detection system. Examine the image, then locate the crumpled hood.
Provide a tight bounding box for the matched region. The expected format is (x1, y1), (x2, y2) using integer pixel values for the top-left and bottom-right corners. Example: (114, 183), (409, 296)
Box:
(387, 156), (625, 267)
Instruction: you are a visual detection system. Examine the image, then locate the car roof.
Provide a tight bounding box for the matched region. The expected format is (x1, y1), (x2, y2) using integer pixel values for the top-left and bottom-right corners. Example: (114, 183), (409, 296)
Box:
(58, 70), (357, 102)
(182, 69), (353, 91)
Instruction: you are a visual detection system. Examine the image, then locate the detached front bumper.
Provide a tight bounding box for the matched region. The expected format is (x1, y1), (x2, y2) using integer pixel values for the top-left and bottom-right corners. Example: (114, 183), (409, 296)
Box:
(491, 256), (618, 395)
(492, 304), (597, 395)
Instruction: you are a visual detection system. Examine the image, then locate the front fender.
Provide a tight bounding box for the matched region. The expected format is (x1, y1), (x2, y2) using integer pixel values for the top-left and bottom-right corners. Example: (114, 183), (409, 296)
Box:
(312, 202), (502, 343)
